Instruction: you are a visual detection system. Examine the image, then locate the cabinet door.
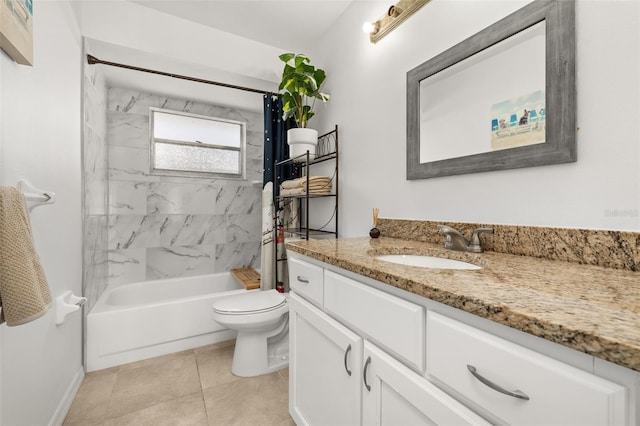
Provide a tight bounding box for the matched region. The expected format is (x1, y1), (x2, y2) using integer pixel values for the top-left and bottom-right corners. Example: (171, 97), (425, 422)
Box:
(362, 341), (489, 426)
(363, 342), (490, 426)
(289, 293), (362, 426)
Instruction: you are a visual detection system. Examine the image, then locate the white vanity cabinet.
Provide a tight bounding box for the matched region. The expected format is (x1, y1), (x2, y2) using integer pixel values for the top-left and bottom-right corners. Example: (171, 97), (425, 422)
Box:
(289, 257), (489, 426)
(287, 253), (638, 425)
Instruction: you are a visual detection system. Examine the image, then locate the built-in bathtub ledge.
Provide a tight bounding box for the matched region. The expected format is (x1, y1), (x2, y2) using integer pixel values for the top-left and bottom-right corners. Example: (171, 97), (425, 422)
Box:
(377, 218), (640, 272)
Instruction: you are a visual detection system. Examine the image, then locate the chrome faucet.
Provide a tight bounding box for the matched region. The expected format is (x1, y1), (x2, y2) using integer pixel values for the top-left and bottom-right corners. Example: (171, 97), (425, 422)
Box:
(437, 225), (494, 253)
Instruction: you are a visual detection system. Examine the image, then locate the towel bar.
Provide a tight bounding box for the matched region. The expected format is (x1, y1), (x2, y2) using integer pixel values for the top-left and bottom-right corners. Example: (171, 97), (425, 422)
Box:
(56, 291), (87, 325)
(17, 179), (55, 211)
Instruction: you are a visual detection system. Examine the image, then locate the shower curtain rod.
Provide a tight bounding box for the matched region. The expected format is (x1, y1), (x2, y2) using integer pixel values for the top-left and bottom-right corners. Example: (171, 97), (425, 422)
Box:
(86, 55), (276, 96)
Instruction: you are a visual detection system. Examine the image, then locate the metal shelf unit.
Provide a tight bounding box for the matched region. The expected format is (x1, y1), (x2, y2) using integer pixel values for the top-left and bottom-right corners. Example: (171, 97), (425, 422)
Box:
(274, 125), (339, 241)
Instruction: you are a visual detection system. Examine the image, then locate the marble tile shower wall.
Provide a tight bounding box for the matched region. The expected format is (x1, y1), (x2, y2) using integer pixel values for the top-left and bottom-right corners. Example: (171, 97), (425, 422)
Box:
(82, 41), (108, 313)
(107, 88), (263, 285)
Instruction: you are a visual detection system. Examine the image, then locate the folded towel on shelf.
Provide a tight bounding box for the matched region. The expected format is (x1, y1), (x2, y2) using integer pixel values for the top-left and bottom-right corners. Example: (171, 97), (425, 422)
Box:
(296, 183), (331, 191)
(280, 186), (333, 197)
(0, 187), (52, 326)
(281, 176), (332, 189)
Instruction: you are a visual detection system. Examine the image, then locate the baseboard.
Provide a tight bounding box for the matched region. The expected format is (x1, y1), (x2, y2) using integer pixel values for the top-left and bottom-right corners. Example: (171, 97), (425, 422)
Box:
(49, 366), (85, 426)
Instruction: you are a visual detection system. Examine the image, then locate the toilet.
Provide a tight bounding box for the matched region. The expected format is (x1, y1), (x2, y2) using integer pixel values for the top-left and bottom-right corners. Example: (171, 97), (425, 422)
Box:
(212, 289), (289, 377)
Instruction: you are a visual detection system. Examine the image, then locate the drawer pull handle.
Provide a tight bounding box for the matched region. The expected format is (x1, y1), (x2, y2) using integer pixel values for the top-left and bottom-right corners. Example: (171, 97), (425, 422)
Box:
(363, 356), (372, 392)
(344, 344), (352, 376)
(296, 276), (309, 283)
(467, 365), (530, 401)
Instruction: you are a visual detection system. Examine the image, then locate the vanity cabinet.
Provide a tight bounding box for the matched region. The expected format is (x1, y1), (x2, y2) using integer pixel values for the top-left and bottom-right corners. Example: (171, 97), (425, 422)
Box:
(289, 257), (488, 426)
(288, 253), (635, 426)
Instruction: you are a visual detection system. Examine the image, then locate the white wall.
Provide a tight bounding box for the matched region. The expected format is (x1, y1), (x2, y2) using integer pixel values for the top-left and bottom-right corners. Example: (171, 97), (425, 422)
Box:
(0, 2), (84, 425)
(76, 1), (285, 85)
(313, 0), (640, 235)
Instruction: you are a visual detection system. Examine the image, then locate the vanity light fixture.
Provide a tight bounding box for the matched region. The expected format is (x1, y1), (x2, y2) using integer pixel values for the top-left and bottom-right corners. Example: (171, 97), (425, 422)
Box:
(363, 0), (431, 43)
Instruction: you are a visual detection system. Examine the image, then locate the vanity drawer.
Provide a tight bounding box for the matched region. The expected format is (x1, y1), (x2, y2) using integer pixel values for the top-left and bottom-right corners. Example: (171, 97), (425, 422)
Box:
(288, 256), (324, 307)
(324, 270), (425, 372)
(426, 311), (627, 426)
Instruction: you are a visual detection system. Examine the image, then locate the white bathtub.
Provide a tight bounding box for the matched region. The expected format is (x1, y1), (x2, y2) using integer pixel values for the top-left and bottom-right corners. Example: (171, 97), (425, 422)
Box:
(86, 273), (252, 372)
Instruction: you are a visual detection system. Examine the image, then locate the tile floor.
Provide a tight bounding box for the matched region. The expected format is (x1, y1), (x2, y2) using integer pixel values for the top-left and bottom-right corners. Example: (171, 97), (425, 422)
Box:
(64, 340), (294, 426)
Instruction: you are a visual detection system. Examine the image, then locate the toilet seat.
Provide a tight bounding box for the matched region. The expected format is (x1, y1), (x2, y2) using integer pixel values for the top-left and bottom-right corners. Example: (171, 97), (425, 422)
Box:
(212, 289), (286, 315)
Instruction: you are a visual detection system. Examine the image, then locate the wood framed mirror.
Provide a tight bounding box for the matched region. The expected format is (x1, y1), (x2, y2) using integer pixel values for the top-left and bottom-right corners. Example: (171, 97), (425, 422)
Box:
(407, 0), (575, 179)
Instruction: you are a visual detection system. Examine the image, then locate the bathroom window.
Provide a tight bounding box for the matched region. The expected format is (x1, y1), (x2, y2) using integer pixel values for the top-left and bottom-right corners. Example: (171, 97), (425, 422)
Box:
(150, 108), (246, 179)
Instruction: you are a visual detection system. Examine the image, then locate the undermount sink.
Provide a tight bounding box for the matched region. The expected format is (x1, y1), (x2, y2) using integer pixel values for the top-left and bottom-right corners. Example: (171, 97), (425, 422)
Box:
(375, 254), (481, 270)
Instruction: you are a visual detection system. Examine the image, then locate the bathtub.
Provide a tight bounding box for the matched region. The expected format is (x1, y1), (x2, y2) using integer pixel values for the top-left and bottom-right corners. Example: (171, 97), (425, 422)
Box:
(86, 273), (252, 372)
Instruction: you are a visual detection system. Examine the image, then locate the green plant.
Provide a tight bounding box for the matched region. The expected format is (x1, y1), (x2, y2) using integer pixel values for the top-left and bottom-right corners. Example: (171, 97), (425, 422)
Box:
(278, 53), (330, 128)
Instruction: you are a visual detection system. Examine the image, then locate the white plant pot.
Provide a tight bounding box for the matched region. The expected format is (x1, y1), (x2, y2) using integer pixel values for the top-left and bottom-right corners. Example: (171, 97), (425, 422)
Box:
(287, 128), (318, 160)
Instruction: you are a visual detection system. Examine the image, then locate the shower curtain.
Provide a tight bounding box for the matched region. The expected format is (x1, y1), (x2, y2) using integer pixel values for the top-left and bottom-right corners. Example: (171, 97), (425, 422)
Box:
(261, 94), (294, 290)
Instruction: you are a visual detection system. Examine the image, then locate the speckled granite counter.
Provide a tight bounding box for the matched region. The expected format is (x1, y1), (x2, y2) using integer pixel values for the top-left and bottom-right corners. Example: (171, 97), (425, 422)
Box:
(285, 237), (640, 373)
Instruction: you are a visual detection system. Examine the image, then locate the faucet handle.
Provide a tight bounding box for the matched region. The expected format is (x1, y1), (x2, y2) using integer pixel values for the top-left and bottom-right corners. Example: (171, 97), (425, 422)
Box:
(469, 228), (494, 253)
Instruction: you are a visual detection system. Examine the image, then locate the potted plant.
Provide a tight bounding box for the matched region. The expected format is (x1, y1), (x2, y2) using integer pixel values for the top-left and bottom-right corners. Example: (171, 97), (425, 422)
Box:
(278, 53), (330, 159)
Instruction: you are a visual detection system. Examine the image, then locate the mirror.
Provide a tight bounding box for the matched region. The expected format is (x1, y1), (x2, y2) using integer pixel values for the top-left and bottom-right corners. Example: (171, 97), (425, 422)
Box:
(407, 0), (575, 179)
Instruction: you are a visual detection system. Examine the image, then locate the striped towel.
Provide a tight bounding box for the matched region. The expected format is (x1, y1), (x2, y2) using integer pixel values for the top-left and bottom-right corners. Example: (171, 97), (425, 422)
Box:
(0, 187), (52, 326)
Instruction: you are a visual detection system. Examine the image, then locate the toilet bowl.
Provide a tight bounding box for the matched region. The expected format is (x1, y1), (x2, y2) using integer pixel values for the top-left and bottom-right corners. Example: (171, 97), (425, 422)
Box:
(212, 289), (289, 377)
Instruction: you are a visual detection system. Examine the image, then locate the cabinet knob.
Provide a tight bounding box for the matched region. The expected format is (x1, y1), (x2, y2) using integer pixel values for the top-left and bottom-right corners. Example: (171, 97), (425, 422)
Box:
(467, 364), (529, 400)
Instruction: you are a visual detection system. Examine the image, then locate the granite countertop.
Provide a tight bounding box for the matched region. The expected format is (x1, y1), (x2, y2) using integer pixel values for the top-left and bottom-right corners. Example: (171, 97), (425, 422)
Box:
(285, 237), (640, 373)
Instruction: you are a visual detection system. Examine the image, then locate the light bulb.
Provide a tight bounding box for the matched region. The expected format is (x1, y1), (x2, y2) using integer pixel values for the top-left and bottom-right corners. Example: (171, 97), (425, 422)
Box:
(362, 21), (376, 34)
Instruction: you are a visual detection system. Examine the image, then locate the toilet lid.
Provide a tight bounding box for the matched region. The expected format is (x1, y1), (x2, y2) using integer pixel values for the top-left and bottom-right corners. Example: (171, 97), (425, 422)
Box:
(212, 289), (287, 314)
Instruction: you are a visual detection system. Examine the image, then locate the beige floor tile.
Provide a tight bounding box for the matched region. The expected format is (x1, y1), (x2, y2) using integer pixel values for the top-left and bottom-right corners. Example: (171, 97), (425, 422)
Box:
(203, 372), (290, 426)
(276, 417), (296, 426)
(195, 344), (241, 390)
(276, 368), (289, 387)
(86, 365), (120, 378)
(104, 392), (208, 426)
(64, 371), (117, 425)
(193, 339), (235, 354)
(68, 344), (292, 425)
(108, 352), (202, 418)
(117, 348), (195, 372)
(64, 420), (104, 426)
